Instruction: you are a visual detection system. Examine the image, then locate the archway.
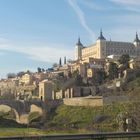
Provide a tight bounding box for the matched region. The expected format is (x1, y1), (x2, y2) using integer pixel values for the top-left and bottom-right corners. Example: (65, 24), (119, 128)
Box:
(30, 104), (43, 115)
(0, 104), (20, 123)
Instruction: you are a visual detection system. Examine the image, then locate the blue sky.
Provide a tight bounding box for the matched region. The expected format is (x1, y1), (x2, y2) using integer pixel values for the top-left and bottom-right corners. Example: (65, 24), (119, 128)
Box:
(0, 0), (140, 78)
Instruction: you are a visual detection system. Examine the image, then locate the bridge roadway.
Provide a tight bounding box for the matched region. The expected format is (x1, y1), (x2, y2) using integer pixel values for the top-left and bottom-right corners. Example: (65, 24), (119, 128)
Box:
(1, 131), (140, 140)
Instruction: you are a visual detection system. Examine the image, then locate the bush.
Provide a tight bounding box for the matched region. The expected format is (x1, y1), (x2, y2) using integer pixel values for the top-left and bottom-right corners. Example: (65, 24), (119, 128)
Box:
(28, 112), (41, 123)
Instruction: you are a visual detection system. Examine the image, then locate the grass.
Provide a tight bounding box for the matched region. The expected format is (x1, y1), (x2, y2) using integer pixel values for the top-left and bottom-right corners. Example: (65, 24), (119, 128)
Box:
(45, 98), (140, 132)
(1, 101), (139, 136)
(0, 77), (140, 136)
(45, 103), (127, 131)
(0, 127), (93, 136)
(0, 127), (47, 137)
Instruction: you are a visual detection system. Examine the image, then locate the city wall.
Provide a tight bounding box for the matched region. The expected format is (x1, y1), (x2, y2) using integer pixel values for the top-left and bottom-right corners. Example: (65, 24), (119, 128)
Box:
(63, 96), (103, 107)
(63, 95), (130, 107)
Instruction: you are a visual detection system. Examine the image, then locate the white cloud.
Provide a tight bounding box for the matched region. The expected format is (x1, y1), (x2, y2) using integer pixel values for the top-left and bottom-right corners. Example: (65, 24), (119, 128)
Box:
(80, 0), (104, 11)
(110, 0), (140, 6)
(110, 0), (140, 12)
(0, 43), (74, 63)
(0, 37), (9, 44)
(68, 0), (95, 40)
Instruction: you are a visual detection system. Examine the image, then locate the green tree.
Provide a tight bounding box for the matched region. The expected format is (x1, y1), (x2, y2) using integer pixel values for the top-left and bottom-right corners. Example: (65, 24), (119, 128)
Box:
(37, 67), (42, 73)
(59, 57), (62, 66)
(53, 80), (62, 92)
(75, 74), (83, 86)
(17, 71), (25, 77)
(52, 63), (58, 68)
(7, 73), (16, 79)
(108, 62), (118, 80)
(118, 54), (130, 69)
(95, 70), (106, 84)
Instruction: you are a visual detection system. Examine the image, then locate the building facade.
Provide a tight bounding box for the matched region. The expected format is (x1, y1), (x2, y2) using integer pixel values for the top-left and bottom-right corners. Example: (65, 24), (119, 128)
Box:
(21, 73), (33, 85)
(39, 80), (53, 101)
(75, 31), (140, 61)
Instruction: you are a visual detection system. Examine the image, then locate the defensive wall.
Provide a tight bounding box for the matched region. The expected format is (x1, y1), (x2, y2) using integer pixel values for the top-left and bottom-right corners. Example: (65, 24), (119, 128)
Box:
(63, 95), (130, 107)
(63, 96), (103, 107)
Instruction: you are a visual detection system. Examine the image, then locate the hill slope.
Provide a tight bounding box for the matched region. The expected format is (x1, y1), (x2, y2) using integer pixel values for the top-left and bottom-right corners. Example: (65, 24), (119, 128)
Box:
(44, 77), (140, 132)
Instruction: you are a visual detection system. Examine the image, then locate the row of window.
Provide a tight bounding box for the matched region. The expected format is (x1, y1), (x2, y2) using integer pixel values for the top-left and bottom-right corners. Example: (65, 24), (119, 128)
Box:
(82, 52), (97, 58)
(107, 42), (133, 47)
(106, 49), (136, 55)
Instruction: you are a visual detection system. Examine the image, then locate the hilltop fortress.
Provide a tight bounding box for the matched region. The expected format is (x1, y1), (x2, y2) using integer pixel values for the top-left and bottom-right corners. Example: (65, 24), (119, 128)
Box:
(75, 30), (140, 61)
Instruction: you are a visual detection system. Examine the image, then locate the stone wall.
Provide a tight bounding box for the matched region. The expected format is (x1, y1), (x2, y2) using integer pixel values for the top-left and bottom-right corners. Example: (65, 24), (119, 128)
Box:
(53, 87), (96, 100)
(63, 96), (103, 107)
(63, 95), (130, 107)
(103, 96), (129, 104)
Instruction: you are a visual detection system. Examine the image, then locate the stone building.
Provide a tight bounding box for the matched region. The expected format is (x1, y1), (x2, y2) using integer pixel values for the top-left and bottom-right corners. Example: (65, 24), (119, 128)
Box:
(75, 30), (140, 61)
(33, 72), (47, 82)
(39, 80), (53, 101)
(20, 73), (33, 85)
(129, 57), (140, 69)
(70, 61), (87, 77)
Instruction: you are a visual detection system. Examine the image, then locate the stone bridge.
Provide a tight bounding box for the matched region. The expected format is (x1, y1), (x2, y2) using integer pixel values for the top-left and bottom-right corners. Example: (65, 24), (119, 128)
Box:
(0, 99), (46, 124)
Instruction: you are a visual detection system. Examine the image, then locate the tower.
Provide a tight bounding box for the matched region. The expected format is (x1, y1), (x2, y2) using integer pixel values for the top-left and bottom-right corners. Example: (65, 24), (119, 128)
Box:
(133, 32), (140, 47)
(97, 29), (106, 40)
(75, 37), (83, 60)
(96, 29), (106, 58)
(133, 32), (140, 57)
(39, 80), (53, 101)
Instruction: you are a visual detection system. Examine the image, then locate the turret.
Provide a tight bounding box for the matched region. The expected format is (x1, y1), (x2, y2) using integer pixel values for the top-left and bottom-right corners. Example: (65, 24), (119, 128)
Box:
(96, 29), (106, 58)
(133, 32), (140, 57)
(97, 29), (106, 41)
(75, 37), (83, 60)
(133, 32), (140, 47)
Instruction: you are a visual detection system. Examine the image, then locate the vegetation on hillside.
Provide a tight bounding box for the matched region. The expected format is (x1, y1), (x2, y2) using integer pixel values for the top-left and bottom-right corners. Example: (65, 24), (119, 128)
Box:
(1, 54), (140, 134)
(0, 117), (25, 128)
(43, 76), (140, 132)
(43, 103), (125, 132)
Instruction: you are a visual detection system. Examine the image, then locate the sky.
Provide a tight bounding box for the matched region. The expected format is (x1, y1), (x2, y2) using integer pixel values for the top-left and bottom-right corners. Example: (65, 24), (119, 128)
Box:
(0, 0), (140, 78)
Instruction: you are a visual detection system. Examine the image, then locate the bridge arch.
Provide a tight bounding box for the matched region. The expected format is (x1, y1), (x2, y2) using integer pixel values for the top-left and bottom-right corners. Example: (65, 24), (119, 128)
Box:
(0, 104), (20, 123)
(0, 99), (45, 124)
(0, 104), (11, 112)
(30, 104), (43, 115)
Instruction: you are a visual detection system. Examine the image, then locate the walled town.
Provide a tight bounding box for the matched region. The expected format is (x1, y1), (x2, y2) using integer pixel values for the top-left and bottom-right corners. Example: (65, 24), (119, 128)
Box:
(0, 31), (140, 133)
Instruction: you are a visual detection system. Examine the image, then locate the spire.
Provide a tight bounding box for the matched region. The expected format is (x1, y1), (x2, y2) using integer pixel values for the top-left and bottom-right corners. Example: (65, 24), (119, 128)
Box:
(76, 37), (83, 46)
(98, 29), (106, 40)
(134, 32), (140, 42)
